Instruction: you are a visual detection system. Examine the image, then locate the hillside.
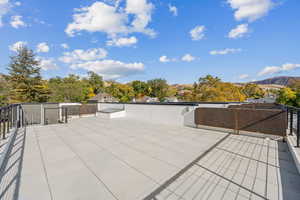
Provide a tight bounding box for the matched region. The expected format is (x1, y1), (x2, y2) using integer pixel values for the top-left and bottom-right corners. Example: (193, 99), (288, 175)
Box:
(252, 76), (300, 86)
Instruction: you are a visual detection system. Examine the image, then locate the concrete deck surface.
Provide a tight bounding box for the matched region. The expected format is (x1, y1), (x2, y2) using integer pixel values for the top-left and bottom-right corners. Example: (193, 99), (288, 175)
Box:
(151, 135), (300, 200)
(0, 117), (299, 200)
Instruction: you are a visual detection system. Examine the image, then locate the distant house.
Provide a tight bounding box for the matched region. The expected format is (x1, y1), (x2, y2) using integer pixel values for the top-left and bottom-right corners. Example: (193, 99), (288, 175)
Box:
(164, 97), (179, 103)
(88, 92), (118, 103)
(246, 97), (276, 104)
(132, 96), (159, 103)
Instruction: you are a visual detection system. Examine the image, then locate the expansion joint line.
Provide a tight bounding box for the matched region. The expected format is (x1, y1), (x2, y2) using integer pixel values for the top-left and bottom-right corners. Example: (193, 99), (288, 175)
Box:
(143, 133), (231, 200)
(34, 127), (54, 200)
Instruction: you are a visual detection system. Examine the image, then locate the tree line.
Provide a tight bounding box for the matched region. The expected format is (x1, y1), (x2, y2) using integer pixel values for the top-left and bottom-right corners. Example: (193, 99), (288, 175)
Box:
(0, 46), (299, 107)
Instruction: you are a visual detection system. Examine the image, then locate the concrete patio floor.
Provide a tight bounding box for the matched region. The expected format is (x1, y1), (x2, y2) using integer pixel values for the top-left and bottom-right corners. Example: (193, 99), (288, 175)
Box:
(0, 116), (299, 200)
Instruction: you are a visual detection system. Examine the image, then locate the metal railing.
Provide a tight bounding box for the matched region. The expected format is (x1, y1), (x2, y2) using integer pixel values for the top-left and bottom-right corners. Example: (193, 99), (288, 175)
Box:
(281, 105), (300, 147)
(0, 104), (26, 139)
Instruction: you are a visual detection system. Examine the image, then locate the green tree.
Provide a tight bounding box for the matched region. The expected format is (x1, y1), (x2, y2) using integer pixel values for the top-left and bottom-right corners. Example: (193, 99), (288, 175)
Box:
(87, 71), (104, 94)
(131, 80), (150, 98)
(6, 46), (50, 103)
(198, 75), (221, 87)
(242, 83), (265, 98)
(48, 75), (90, 103)
(147, 79), (169, 101)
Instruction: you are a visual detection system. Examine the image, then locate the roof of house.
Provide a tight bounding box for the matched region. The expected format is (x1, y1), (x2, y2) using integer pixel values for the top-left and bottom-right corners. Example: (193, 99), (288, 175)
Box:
(89, 92), (115, 101)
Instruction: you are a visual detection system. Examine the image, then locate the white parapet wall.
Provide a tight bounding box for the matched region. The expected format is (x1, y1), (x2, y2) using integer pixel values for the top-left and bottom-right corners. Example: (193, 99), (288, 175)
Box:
(97, 103), (234, 127)
(98, 103), (196, 126)
(287, 135), (300, 174)
(97, 110), (126, 119)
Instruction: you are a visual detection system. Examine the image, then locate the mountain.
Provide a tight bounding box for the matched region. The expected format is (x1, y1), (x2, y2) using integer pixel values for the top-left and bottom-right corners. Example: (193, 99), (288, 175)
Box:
(252, 76), (300, 86)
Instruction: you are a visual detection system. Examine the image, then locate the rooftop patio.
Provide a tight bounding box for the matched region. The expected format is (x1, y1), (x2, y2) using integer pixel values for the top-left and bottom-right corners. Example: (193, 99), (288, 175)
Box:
(0, 115), (300, 200)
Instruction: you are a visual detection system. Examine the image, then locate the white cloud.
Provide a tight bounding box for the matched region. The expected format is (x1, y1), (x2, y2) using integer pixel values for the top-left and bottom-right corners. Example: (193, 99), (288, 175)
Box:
(14, 1), (21, 6)
(159, 55), (170, 63)
(9, 41), (27, 52)
(60, 47), (142, 79)
(227, 0), (274, 22)
(65, 0), (155, 38)
(0, 0), (11, 26)
(190, 25), (205, 41)
(59, 48), (108, 64)
(10, 15), (26, 28)
(210, 48), (242, 55)
(71, 60), (144, 79)
(38, 58), (59, 71)
(106, 36), (137, 47)
(238, 74), (249, 79)
(126, 0), (155, 36)
(168, 4), (178, 16)
(36, 42), (50, 53)
(258, 63), (300, 76)
(66, 2), (127, 37)
(228, 24), (249, 39)
(61, 43), (69, 49)
(181, 54), (196, 62)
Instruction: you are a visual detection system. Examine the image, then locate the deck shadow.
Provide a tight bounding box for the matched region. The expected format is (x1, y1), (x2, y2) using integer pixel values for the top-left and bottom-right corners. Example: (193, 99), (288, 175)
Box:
(0, 128), (26, 200)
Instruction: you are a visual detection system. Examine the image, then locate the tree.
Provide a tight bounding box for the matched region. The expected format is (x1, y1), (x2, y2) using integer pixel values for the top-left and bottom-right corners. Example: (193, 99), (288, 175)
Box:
(289, 81), (300, 107)
(105, 82), (134, 102)
(48, 75), (90, 103)
(0, 74), (9, 106)
(198, 75), (221, 87)
(86, 71), (104, 94)
(131, 80), (150, 98)
(242, 83), (265, 99)
(276, 87), (297, 106)
(6, 46), (50, 103)
(192, 75), (246, 102)
(147, 79), (169, 101)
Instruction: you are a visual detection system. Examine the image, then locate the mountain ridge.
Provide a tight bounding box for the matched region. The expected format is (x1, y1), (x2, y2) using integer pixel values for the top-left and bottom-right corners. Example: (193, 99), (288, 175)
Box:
(251, 76), (300, 86)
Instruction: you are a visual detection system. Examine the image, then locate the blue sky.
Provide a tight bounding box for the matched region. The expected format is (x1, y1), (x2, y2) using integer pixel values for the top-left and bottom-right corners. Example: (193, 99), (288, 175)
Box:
(0, 0), (299, 84)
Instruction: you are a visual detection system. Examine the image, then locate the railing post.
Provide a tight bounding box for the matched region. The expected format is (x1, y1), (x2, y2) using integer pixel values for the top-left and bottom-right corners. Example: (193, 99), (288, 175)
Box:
(6, 107), (9, 133)
(65, 108), (68, 123)
(297, 110), (300, 148)
(9, 105), (12, 129)
(17, 105), (21, 128)
(0, 109), (2, 137)
(290, 110), (294, 135)
(21, 108), (24, 127)
(3, 108), (6, 139)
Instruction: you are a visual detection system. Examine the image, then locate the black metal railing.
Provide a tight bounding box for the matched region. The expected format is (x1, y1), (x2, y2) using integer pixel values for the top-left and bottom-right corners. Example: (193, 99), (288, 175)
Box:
(0, 104), (26, 139)
(282, 105), (300, 147)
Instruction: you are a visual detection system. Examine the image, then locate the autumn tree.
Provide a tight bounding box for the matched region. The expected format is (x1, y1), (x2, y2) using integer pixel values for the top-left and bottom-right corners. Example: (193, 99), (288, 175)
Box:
(289, 80), (300, 107)
(242, 83), (265, 99)
(192, 75), (245, 102)
(105, 82), (134, 102)
(6, 46), (50, 103)
(276, 87), (297, 106)
(0, 74), (9, 106)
